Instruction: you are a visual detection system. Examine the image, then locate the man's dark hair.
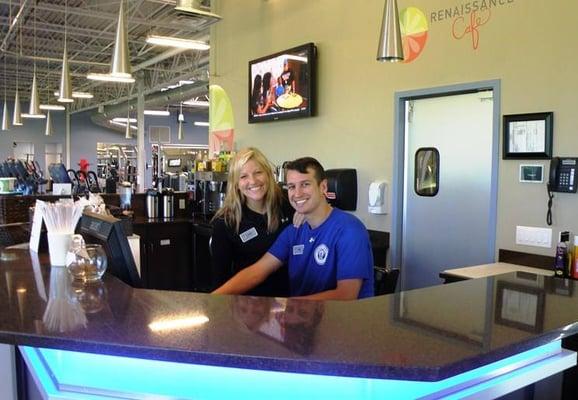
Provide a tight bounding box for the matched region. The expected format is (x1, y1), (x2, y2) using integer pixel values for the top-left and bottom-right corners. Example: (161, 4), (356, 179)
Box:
(285, 157), (326, 183)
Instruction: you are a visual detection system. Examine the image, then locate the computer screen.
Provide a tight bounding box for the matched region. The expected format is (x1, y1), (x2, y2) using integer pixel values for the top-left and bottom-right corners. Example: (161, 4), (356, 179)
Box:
(78, 211), (143, 288)
(48, 163), (72, 184)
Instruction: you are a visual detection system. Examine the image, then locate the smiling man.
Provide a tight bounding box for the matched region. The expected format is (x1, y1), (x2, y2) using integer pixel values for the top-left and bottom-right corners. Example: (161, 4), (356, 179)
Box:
(213, 157), (374, 300)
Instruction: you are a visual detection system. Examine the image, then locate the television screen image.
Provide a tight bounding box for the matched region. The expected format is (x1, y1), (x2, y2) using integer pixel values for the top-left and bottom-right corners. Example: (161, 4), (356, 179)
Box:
(248, 43), (316, 123)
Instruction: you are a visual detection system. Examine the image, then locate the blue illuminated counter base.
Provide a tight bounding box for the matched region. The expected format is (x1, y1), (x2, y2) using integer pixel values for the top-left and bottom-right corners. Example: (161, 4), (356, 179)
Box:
(19, 342), (576, 399)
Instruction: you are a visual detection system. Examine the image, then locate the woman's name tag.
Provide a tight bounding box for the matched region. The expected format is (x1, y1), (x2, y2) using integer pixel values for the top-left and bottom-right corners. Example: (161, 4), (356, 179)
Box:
(239, 227), (258, 243)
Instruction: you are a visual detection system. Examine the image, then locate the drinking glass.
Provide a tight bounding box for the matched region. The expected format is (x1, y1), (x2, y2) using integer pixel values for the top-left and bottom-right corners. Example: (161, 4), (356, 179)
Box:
(67, 244), (108, 282)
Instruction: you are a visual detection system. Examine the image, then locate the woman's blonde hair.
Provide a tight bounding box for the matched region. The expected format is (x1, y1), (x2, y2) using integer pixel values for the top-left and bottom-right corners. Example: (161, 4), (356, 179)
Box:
(213, 147), (283, 233)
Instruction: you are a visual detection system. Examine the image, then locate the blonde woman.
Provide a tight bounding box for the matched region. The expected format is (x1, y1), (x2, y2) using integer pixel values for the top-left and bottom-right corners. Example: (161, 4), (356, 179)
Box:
(211, 147), (294, 296)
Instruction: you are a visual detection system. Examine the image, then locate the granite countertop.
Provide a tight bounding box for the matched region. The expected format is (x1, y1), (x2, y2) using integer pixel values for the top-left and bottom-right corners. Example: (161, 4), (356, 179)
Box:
(1, 248), (577, 382)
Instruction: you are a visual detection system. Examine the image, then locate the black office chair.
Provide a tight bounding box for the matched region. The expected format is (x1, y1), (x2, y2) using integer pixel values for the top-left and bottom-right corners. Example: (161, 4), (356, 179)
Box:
(374, 267), (399, 296)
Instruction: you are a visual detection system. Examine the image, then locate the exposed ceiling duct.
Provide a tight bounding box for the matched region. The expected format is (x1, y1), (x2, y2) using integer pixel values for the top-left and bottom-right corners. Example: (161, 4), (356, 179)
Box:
(174, 0), (222, 22)
(90, 80), (208, 134)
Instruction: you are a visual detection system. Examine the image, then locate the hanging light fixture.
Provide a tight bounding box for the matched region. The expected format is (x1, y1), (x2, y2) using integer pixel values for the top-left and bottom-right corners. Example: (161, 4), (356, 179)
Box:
(44, 111), (53, 136)
(13, 88), (22, 126)
(41, 60), (65, 111)
(13, 19), (23, 126)
(2, 56), (9, 131)
(177, 102), (184, 140)
(26, 7), (45, 118)
(87, 0), (134, 83)
(125, 95), (131, 139)
(376, 0), (404, 62)
(58, 0), (73, 103)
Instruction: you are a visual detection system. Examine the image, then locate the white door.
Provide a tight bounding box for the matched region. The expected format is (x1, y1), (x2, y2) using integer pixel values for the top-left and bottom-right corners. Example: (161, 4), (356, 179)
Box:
(402, 91), (496, 290)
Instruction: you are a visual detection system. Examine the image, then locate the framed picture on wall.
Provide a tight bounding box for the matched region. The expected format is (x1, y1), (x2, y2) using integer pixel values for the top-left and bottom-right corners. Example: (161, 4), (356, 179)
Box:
(503, 112), (553, 159)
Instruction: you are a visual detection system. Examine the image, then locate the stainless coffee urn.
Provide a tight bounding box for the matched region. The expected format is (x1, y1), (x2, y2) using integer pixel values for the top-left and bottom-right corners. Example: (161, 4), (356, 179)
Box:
(162, 188), (175, 219)
(146, 188), (159, 219)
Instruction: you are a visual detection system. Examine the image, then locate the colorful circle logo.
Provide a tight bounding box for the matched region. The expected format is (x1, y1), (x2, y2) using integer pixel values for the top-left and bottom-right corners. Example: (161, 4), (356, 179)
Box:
(400, 7), (429, 63)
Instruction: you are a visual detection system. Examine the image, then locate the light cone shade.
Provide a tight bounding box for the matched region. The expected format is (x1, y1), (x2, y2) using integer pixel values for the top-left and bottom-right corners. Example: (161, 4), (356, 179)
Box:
(28, 73), (43, 115)
(1, 100), (9, 131)
(45, 111), (53, 136)
(376, 0), (404, 62)
(13, 89), (22, 125)
(125, 120), (131, 139)
(177, 121), (184, 140)
(58, 43), (74, 103)
(111, 0), (132, 77)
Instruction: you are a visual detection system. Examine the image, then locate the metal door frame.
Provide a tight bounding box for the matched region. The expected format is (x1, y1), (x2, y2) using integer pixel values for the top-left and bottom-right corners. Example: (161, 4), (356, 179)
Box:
(390, 80), (501, 290)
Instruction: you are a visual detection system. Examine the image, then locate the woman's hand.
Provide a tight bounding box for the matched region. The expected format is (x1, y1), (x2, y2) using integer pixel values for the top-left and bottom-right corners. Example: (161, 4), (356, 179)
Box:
(293, 212), (305, 227)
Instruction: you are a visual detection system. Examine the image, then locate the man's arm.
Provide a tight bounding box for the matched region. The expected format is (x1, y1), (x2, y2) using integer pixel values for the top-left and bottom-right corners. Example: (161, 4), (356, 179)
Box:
(212, 253), (283, 295)
(297, 279), (362, 301)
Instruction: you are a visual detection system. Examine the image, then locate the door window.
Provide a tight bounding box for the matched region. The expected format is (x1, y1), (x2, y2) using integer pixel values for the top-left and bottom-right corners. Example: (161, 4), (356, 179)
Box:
(414, 147), (439, 196)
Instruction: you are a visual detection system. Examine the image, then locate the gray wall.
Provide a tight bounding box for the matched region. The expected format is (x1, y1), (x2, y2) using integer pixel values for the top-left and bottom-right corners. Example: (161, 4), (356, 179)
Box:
(1, 102), (208, 190)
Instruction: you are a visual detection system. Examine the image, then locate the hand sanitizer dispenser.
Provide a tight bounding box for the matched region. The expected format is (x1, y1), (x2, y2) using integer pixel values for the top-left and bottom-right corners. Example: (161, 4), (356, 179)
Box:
(368, 181), (387, 214)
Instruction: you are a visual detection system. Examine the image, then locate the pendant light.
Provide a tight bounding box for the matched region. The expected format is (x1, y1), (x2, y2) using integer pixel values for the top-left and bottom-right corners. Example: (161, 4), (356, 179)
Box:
(376, 0), (404, 62)
(177, 102), (184, 141)
(112, 0), (131, 77)
(26, 7), (44, 118)
(1, 102), (8, 131)
(125, 106), (131, 139)
(87, 0), (134, 82)
(13, 88), (22, 126)
(41, 60), (65, 111)
(58, 0), (73, 103)
(13, 19), (22, 126)
(44, 111), (53, 136)
(1, 57), (9, 131)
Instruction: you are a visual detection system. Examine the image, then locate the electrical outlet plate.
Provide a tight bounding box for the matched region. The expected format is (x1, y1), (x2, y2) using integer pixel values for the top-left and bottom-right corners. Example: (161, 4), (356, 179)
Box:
(179, 199), (186, 209)
(516, 226), (552, 248)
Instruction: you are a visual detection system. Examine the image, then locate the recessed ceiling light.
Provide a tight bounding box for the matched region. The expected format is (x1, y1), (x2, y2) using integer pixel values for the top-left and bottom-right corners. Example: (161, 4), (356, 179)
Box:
(86, 73), (135, 83)
(144, 110), (170, 116)
(21, 113), (46, 119)
(113, 117), (137, 123)
(146, 35), (210, 50)
(40, 104), (66, 111)
(183, 100), (209, 107)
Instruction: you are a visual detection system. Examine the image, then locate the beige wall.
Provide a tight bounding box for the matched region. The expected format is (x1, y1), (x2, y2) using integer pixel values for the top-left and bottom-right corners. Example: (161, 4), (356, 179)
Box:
(211, 0), (578, 257)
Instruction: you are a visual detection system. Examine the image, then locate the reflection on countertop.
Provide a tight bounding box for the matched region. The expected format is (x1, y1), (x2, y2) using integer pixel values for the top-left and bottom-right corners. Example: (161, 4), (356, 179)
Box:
(1, 248), (578, 381)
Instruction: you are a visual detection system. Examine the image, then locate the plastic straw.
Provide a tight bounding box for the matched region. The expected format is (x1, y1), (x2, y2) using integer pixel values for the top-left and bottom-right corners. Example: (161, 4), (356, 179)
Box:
(42, 200), (85, 233)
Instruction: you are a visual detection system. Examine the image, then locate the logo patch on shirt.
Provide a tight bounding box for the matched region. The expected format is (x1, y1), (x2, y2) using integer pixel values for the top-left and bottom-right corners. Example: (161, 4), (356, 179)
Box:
(239, 227), (258, 243)
(314, 244), (329, 265)
(292, 244), (304, 255)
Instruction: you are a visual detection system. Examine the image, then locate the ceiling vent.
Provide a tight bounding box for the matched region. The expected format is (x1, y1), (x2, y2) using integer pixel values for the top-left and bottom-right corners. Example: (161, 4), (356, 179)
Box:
(175, 0), (222, 21)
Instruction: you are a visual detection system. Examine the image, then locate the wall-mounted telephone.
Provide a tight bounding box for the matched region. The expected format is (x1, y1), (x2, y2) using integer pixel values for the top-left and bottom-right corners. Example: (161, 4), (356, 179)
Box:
(548, 157), (578, 193)
(546, 157), (578, 225)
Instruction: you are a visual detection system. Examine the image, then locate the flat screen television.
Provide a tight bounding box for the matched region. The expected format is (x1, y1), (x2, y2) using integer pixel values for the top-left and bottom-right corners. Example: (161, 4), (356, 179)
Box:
(78, 211), (143, 288)
(248, 42), (316, 123)
(168, 158), (181, 167)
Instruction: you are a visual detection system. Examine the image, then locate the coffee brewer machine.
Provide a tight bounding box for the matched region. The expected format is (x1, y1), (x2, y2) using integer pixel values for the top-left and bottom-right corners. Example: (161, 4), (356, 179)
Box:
(193, 171), (228, 215)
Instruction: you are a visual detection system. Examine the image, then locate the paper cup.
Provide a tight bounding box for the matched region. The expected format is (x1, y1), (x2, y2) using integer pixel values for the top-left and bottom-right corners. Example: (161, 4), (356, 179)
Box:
(47, 232), (73, 266)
